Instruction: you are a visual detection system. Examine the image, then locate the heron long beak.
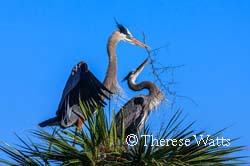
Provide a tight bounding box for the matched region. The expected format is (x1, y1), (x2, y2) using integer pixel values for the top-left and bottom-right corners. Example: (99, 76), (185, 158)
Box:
(135, 57), (149, 75)
(130, 38), (148, 48)
(122, 73), (130, 82)
(122, 58), (149, 82)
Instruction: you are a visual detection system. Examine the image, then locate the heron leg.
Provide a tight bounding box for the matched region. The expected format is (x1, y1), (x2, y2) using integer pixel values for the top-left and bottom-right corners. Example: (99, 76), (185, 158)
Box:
(76, 119), (84, 133)
(72, 119), (83, 147)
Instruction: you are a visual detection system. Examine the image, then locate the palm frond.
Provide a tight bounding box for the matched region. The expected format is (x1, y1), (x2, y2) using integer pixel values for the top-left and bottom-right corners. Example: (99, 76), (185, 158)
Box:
(0, 106), (248, 165)
(129, 110), (248, 165)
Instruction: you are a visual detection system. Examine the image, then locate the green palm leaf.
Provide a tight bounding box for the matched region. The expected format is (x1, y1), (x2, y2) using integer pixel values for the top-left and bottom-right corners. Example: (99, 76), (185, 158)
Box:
(0, 105), (248, 165)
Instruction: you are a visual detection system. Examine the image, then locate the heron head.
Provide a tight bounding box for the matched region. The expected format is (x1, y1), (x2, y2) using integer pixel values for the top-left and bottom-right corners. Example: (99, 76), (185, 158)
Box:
(122, 58), (149, 83)
(116, 21), (148, 49)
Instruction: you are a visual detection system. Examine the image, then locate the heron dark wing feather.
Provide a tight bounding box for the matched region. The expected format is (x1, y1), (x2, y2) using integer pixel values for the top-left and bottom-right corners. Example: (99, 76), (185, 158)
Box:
(116, 96), (145, 136)
(88, 71), (111, 99)
(85, 72), (110, 105)
(123, 97), (144, 127)
(57, 69), (82, 112)
(55, 62), (111, 128)
(79, 73), (100, 109)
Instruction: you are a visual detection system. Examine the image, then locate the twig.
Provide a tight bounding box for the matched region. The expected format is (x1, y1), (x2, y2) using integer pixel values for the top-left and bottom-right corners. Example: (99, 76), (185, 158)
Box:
(142, 32), (198, 107)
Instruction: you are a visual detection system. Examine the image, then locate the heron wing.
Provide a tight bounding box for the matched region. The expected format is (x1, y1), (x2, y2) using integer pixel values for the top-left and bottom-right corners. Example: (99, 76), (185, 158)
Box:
(116, 95), (145, 135)
(57, 63), (82, 111)
(56, 61), (111, 128)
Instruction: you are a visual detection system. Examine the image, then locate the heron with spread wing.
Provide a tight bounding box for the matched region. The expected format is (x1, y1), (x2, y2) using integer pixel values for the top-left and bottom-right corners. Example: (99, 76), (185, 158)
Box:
(116, 57), (165, 137)
(39, 22), (147, 131)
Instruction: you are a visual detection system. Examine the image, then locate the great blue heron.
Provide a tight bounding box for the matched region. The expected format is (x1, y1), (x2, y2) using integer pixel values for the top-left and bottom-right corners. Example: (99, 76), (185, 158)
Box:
(39, 22), (147, 131)
(116, 57), (165, 137)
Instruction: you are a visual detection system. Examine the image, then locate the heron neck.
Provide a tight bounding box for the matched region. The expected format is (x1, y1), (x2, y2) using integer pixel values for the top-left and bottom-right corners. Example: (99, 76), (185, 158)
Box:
(128, 80), (159, 97)
(103, 31), (120, 93)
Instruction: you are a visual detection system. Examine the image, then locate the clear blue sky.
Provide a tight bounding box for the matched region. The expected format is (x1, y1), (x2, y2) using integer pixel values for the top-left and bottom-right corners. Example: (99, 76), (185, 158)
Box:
(0, 0), (249, 159)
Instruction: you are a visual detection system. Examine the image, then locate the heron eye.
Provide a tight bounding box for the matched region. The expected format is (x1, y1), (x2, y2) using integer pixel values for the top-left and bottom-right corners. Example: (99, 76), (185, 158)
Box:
(126, 35), (131, 39)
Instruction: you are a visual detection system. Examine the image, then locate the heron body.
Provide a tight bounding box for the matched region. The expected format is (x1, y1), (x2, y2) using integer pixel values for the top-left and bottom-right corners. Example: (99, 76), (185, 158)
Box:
(39, 22), (147, 130)
(116, 58), (165, 136)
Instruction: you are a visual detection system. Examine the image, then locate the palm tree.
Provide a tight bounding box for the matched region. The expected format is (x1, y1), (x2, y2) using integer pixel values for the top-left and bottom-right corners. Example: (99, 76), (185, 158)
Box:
(0, 101), (247, 166)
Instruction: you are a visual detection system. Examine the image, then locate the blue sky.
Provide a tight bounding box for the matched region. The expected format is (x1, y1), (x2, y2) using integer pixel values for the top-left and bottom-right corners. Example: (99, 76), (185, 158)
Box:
(0, 0), (249, 159)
